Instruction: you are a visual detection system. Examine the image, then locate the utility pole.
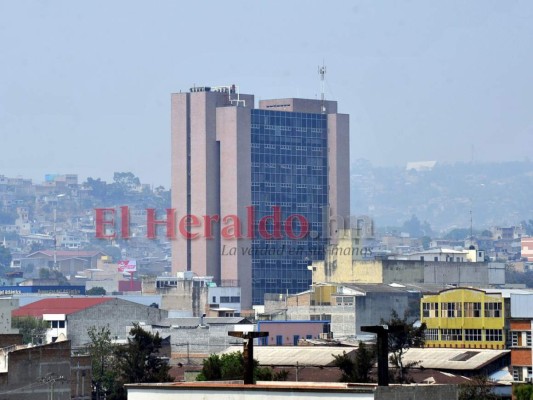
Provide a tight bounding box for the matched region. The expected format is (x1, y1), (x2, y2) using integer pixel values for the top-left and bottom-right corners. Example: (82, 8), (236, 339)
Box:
(228, 331), (269, 384)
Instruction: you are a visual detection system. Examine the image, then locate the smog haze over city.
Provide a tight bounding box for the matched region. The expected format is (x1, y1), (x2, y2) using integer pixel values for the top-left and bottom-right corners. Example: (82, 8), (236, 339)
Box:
(1, 1), (533, 188)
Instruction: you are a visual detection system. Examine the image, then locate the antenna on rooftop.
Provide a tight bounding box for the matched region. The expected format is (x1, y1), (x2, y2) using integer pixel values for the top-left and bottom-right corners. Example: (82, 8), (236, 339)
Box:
(469, 209), (474, 247)
(318, 62), (326, 113)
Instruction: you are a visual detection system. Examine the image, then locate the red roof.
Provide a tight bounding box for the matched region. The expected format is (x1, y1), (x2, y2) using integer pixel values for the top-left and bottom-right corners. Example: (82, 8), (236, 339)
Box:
(12, 297), (113, 318)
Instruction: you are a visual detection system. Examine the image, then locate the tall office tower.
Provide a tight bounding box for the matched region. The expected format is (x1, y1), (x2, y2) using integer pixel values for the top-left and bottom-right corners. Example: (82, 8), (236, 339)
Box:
(171, 86), (349, 308)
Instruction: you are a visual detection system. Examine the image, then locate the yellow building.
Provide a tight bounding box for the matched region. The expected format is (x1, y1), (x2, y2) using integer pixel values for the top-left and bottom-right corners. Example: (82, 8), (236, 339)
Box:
(421, 288), (505, 349)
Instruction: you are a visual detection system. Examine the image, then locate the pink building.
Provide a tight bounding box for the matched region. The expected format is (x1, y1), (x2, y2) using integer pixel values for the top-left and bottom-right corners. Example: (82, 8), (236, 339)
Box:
(257, 320), (331, 346)
(522, 237), (533, 261)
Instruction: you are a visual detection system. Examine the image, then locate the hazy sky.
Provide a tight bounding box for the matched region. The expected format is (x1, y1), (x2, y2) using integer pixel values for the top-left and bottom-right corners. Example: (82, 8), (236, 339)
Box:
(1, 1), (532, 187)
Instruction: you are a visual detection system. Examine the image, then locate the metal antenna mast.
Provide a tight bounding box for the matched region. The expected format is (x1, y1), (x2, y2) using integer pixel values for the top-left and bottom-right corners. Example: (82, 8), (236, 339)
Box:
(319, 63), (326, 113)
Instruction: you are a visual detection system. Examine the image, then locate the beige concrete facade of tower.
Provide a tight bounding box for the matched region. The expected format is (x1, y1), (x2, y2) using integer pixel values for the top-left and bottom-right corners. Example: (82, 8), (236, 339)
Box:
(171, 88), (254, 307)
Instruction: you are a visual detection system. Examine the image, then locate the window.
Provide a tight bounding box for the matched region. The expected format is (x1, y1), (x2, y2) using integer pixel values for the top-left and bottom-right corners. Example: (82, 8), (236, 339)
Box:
(276, 335), (283, 346)
(441, 302), (462, 318)
(527, 332), (532, 347)
(513, 367), (523, 381)
(220, 296), (230, 303)
(484, 302), (502, 318)
(306, 335), (312, 339)
(230, 296), (240, 303)
(423, 302), (438, 318)
(464, 302), (481, 317)
(441, 329), (462, 341)
(485, 329), (503, 342)
(426, 329), (439, 341)
(50, 321), (59, 328)
(512, 331), (519, 346)
(465, 329), (482, 341)
(58, 321), (65, 328)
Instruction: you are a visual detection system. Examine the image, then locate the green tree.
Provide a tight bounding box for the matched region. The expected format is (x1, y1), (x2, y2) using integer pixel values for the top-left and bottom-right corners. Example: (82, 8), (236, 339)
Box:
(196, 351), (272, 382)
(85, 177), (107, 198)
(420, 235), (432, 250)
(12, 316), (48, 344)
(86, 287), (107, 296)
(39, 268), (50, 279)
(197, 352), (244, 381)
(113, 172), (141, 188)
(29, 242), (45, 253)
(382, 310), (426, 383)
(0, 245), (12, 269)
(401, 215), (433, 238)
(459, 375), (497, 400)
(86, 325), (118, 400)
(444, 228), (480, 241)
(112, 323), (172, 399)
(521, 219), (533, 236)
(514, 383), (533, 400)
(333, 342), (375, 383)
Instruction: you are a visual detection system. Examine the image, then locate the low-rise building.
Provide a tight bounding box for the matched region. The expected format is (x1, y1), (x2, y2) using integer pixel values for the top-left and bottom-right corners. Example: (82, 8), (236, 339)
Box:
(264, 283), (432, 339)
(509, 293), (533, 381)
(421, 288), (505, 349)
(256, 320), (332, 346)
(12, 297), (167, 348)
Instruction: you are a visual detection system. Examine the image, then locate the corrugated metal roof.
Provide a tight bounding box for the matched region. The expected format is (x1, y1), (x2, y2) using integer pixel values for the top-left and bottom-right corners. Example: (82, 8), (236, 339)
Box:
(219, 345), (358, 367)
(397, 348), (509, 370)
(12, 297), (113, 317)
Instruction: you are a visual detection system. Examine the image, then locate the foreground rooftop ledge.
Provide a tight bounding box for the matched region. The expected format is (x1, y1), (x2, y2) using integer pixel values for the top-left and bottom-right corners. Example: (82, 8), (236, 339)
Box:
(125, 381), (449, 393)
(125, 381), (377, 393)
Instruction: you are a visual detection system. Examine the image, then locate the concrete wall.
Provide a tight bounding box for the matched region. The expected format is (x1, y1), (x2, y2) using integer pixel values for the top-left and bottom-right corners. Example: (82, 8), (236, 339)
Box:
(374, 384), (458, 400)
(0, 340), (72, 400)
(424, 262), (489, 286)
(160, 282), (209, 317)
(315, 258), (491, 287)
(127, 382), (458, 400)
(0, 298), (19, 334)
(127, 383), (374, 400)
(287, 304), (356, 340)
(70, 355), (92, 400)
(314, 260), (384, 284)
(66, 298), (167, 348)
(152, 324), (244, 360)
(382, 260), (425, 284)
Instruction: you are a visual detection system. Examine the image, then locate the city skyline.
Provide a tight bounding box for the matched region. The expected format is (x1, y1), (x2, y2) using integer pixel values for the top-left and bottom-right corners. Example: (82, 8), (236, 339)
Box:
(1, 1), (533, 186)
